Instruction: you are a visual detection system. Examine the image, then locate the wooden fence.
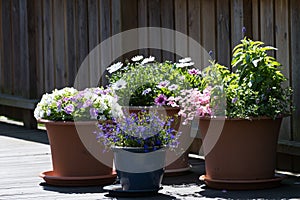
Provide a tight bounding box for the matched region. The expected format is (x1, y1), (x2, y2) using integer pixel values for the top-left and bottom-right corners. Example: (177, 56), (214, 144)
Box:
(0, 0), (299, 171)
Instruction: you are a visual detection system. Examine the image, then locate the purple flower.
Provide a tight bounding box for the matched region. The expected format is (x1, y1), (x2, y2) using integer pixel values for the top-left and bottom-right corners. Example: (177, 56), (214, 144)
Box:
(142, 88), (152, 95)
(209, 50), (213, 58)
(154, 94), (167, 106)
(83, 100), (93, 108)
(242, 27), (247, 34)
(90, 108), (98, 119)
(57, 100), (62, 110)
(188, 68), (201, 75)
(168, 84), (179, 91)
(232, 97), (238, 104)
(157, 80), (170, 88)
(64, 104), (75, 115)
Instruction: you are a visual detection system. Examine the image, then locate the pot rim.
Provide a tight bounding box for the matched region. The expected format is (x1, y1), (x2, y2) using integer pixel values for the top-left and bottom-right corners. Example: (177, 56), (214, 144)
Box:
(37, 119), (104, 125)
(198, 115), (286, 121)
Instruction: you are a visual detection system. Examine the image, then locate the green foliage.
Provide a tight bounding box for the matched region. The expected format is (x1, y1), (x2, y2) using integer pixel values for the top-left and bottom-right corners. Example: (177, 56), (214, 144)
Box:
(203, 37), (293, 119)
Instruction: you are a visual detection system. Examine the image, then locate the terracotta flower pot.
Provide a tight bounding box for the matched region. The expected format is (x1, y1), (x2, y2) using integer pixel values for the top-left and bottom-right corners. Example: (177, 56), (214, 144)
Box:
(123, 106), (191, 175)
(199, 117), (285, 190)
(39, 120), (115, 186)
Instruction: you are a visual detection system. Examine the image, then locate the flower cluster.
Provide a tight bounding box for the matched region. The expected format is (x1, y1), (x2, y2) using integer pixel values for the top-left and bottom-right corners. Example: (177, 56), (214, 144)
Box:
(107, 56), (204, 106)
(168, 88), (212, 125)
(95, 110), (181, 151)
(34, 87), (123, 121)
(173, 37), (293, 123)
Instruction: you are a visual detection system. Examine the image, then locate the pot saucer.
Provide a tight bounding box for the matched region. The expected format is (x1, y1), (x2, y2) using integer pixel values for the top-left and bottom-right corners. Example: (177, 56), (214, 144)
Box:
(200, 174), (285, 190)
(103, 184), (162, 197)
(40, 170), (117, 186)
(164, 166), (191, 176)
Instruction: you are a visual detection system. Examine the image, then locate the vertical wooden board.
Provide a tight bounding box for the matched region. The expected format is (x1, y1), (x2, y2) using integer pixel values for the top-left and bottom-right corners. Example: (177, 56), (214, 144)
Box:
(175, 0), (188, 60)
(242, 0), (253, 38)
(161, 0), (175, 62)
(188, 0), (201, 66)
(111, 0), (122, 61)
(34, 0), (44, 97)
(27, 0), (40, 97)
(43, 0), (55, 92)
(76, 0), (89, 89)
(0, 0), (2, 93)
(290, 0), (300, 142)
(138, 0), (148, 57)
(121, 0), (138, 60)
(12, 0), (30, 97)
(251, 0), (260, 40)
(201, 0), (216, 62)
(260, 0), (274, 48)
(230, 0), (243, 48)
(88, 0), (100, 87)
(99, 0), (112, 86)
(0, 0), (13, 94)
(275, 0), (291, 140)
(148, 0), (161, 61)
(53, 0), (66, 89)
(216, 0), (230, 67)
(64, 0), (77, 86)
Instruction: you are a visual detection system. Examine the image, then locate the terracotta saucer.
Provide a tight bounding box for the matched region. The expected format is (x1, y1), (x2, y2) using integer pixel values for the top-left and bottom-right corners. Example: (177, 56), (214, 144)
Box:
(199, 174), (285, 190)
(164, 166), (191, 176)
(39, 171), (117, 186)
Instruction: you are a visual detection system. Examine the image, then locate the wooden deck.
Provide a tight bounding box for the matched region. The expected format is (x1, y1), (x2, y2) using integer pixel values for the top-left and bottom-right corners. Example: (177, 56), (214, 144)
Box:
(0, 120), (300, 200)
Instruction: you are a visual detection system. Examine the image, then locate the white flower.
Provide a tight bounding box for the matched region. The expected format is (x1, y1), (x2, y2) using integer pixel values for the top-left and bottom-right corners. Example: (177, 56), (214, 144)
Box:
(179, 57), (192, 63)
(141, 56), (155, 65)
(112, 79), (127, 90)
(107, 62), (123, 73)
(131, 55), (144, 62)
(176, 62), (195, 68)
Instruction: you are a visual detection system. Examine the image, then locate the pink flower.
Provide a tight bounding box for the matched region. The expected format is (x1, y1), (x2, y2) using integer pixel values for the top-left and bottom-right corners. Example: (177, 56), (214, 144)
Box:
(154, 94), (167, 106)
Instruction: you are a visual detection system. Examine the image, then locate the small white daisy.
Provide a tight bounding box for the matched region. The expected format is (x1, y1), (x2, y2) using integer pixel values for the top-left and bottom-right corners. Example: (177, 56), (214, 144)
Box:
(179, 57), (192, 63)
(141, 56), (155, 65)
(176, 62), (195, 68)
(131, 55), (144, 62)
(107, 62), (123, 73)
(112, 79), (127, 90)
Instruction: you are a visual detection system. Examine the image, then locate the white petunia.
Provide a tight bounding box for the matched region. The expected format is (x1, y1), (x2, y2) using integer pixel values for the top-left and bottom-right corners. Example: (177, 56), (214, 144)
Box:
(141, 56), (155, 65)
(112, 79), (127, 90)
(131, 55), (144, 62)
(107, 62), (123, 73)
(179, 57), (192, 63)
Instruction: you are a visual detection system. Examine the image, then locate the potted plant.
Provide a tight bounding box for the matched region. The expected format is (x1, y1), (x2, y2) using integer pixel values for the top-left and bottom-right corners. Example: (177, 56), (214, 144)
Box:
(106, 55), (203, 174)
(173, 38), (293, 190)
(96, 110), (181, 194)
(34, 87), (123, 186)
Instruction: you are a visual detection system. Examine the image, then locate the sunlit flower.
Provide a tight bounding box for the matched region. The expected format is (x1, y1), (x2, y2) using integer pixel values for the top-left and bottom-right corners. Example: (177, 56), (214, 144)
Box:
(107, 62), (123, 73)
(179, 57), (192, 63)
(112, 79), (127, 90)
(176, 62), (194, 68)
(141, 56), (155, 65)
(131, 55), (144, 62)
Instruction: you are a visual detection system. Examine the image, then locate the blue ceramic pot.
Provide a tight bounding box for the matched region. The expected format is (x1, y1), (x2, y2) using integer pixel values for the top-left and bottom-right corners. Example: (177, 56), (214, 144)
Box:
(112, 146), (166, 191)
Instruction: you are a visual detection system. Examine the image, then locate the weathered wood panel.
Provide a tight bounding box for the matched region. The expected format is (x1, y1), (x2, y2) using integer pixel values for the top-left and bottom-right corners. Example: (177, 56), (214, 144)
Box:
(217, 0), (231, 67)
(290, 0), (300, 142)
(275, 0), (291, 141)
